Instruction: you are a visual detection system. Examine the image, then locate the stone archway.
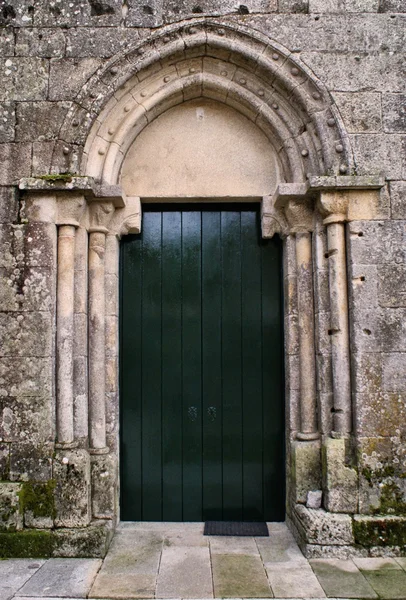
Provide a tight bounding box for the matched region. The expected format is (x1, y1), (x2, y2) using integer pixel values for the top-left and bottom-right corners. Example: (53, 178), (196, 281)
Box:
(19, 20), (384, 556)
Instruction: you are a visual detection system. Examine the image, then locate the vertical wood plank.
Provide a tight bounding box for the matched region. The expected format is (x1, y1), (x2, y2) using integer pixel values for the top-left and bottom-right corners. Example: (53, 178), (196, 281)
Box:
(182, 210), (202, 521)
(202, 210), (223, 520)
(141, 211), (163, 520)
(162, 211), (183, 521)
(221, 210), (243, 521)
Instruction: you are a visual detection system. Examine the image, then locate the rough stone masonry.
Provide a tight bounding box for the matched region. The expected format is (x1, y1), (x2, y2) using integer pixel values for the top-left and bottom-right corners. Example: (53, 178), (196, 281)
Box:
(0, 0), (406, 558)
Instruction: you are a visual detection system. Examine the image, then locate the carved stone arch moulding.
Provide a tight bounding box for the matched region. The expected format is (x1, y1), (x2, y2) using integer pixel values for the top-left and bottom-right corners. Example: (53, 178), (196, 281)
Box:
(56, 19), (354, 189)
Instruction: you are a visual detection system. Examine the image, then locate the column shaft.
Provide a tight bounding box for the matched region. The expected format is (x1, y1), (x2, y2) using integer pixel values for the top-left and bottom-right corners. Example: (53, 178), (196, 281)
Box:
(326, 222), (352, 435)
(56, 225), (76, 445)
(295, 232), (319, 440)
(88, 231), (107, 450)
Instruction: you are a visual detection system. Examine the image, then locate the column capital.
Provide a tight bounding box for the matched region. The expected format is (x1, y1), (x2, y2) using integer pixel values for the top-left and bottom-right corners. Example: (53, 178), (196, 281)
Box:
(284, 198), (314, 233)
(88, 200), (115, 234)
(56, 193), (86, 227)
(317, 190), (349, 226)
(261, 196), (288, 239)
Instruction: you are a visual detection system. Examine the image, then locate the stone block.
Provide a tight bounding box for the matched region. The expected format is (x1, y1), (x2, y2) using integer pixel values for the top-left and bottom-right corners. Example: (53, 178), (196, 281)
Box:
(309, 0), (346, 11)
(53, 521), (113, 558)
(1, 394), (54, 445)
(0, 1), (34, 27)
(307, 490), (323, 509)
(54, 449), (91, 528)
(66, 27), (146, 58)
(0, 187), (18, 223)
(383, 93), (406, 133)
(390, 180), (406, 219)
(9, 443), (53, 482)
(349, 264), (379, 312)
(91, 453), (116, 518)
(355, 390), (406, 437)
(32, 141), (55, 176)
(19, 480), (56, 529)
(0, 101), (15, 142)
(279, 0), (309, 12)
(382, 352), (406, 392)
(34, 0), (122, 26)
(0, 58), (48, 102)
(0, 357), (52, 398)
(346, 0), (379, 10)
(322, 437), (358, 513)
(351, 352), (382, 395)
(0, 482), (23, 531)
(0, 143), (32, 184)
(299, 51), (406, 93)
(16, 102), (70, 142)
(49, 58), (103, 101)
(0, 267), (55, 312)
(378, 0), (406, 11)
(294, 504), (355, 545)
(0, 28), (14, 56)
(378, 264), (406, 308)
(0, 443), (10, 479)
(0, 312), (53, 358)
(291, 440), (321, 504)
(350, 133), (404, 179)
(348, 220), (406, 267)
(332, 92), (382, 133)
(15, 28), (66, 58)
(353, 515), (406, 548)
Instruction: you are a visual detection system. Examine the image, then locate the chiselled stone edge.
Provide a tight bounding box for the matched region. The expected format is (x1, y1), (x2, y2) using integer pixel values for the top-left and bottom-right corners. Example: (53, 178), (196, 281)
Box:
(18, 177), (126, 208)
(308, 175), (385, 191)
(0, 520), (114, 559)
(287, 507), (406, 558)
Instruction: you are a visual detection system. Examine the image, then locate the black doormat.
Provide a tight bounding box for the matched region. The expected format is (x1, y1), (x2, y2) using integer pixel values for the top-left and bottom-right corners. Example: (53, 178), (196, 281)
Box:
(204, 521), (269, 536)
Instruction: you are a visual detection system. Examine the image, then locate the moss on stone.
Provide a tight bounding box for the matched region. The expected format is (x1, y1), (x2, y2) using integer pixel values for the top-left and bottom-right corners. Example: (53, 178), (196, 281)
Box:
(37, 173), (75, 183)
(353, 517), (406, 548)
(0, 530), (54, 558)
(19, 481), (56, 520)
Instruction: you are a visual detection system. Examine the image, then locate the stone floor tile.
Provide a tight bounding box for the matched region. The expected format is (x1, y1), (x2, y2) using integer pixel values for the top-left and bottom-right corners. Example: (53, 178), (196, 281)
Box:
(164, 530), (208, 547)
(118, 522), (204, 532)
(0, 560), (44, 600)
(209, 536), (258, 555)
(256, 532), (307, 567)
(89, 572), (157, 598)
(309, 559), (377, 598)
(354, 557), (402, 571)
(266, 523), (290, 533)
(156, 546), (213, 599)
(267, 565), (326, 599)
(18, 559), (101, 598)
(363, 570), (406, 599)
(211, 553), (273, 598)
(99, 533), (162, 574)
(396, 557), (406, 571)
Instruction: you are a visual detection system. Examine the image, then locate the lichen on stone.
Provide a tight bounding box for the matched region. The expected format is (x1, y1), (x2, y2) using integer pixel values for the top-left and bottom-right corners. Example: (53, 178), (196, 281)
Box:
(19, 480), (56, 520)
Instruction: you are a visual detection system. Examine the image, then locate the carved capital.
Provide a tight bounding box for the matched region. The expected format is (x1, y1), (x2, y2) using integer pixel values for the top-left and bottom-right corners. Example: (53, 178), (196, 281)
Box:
(284, 199), (314, 233)
(56, 193), (86, 227)
(88, 201), (115, 234)
(261, 196), (288, 239)
(317, 190), (349, 225)
(111, 197), (142, 238)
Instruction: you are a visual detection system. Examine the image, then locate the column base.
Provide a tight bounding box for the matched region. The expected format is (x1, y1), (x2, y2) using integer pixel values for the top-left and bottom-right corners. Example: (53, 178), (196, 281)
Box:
(90, 446), (110, 455)
(296, 431), (320, 441)
(55, 440), (79, 449)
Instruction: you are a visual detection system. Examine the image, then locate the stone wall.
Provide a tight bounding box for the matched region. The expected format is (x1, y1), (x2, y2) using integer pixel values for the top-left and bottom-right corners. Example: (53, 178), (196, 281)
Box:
(1, 0), (405, 557)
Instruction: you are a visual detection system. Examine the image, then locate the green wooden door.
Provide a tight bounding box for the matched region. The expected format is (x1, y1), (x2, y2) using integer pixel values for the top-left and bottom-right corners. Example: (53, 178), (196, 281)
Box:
(120, 204), (284, 522)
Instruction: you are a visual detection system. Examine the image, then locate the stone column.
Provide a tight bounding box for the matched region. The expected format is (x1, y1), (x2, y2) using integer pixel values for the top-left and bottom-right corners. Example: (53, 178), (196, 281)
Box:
(88, 201), (115, 453)
(285, 200), (319, 441)
(55, 195), (85, 447)
(318, 192), (352, 437)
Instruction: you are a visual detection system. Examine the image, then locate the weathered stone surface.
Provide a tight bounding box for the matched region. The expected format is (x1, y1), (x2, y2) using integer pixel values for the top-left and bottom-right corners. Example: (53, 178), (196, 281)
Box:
(54, 449), (91, 528)
(307, 489), (323, 509)
(9, 442), (53, 482)
(18, 558), (102, 598)
(0, 27), (14, 55)
(212, 552), (272, 598)
(16, 102), (70, 142)
(322, 437), (358, 513)
(382, 93), (406, 133)
(0, 482), (23, 531)
(157, 545), (212, 598)
(332, 92), (382, 133)
(291, 441), (321, 504)
(0, 443), (10, 479)
(379, 0), (406, 11)
(353, 515), (406, 548)
(350, 133), (405, 179)
(15, 28), (66, 58)
(310, 558), (378, 598)
(279, 0), (309, 12)
(0, 1), (34, 27)
(0, 101), (15, 142)
(66, 27), (146, 58)
(49, 58), (103, 101)
(0, 186), (18, 224)
(53, 521), (113, 558)
(294, 504), (355, 545)
(348, 220), (406, 266)
(390, 180), (406, 219)
(91, 453), (116, 518)
(0, 143), (32, 184)
(0, 312), (53, 357)
(34, 0), (122, 27)
(0, 58), (49, 102)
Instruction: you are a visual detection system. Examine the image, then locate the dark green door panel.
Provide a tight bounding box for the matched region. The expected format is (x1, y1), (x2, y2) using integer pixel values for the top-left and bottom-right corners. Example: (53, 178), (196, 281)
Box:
(120, 204), (284, 522)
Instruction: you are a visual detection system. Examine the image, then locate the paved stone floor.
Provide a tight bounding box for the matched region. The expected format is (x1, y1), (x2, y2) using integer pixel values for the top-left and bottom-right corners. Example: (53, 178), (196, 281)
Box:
(1, 523), (406, 600)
